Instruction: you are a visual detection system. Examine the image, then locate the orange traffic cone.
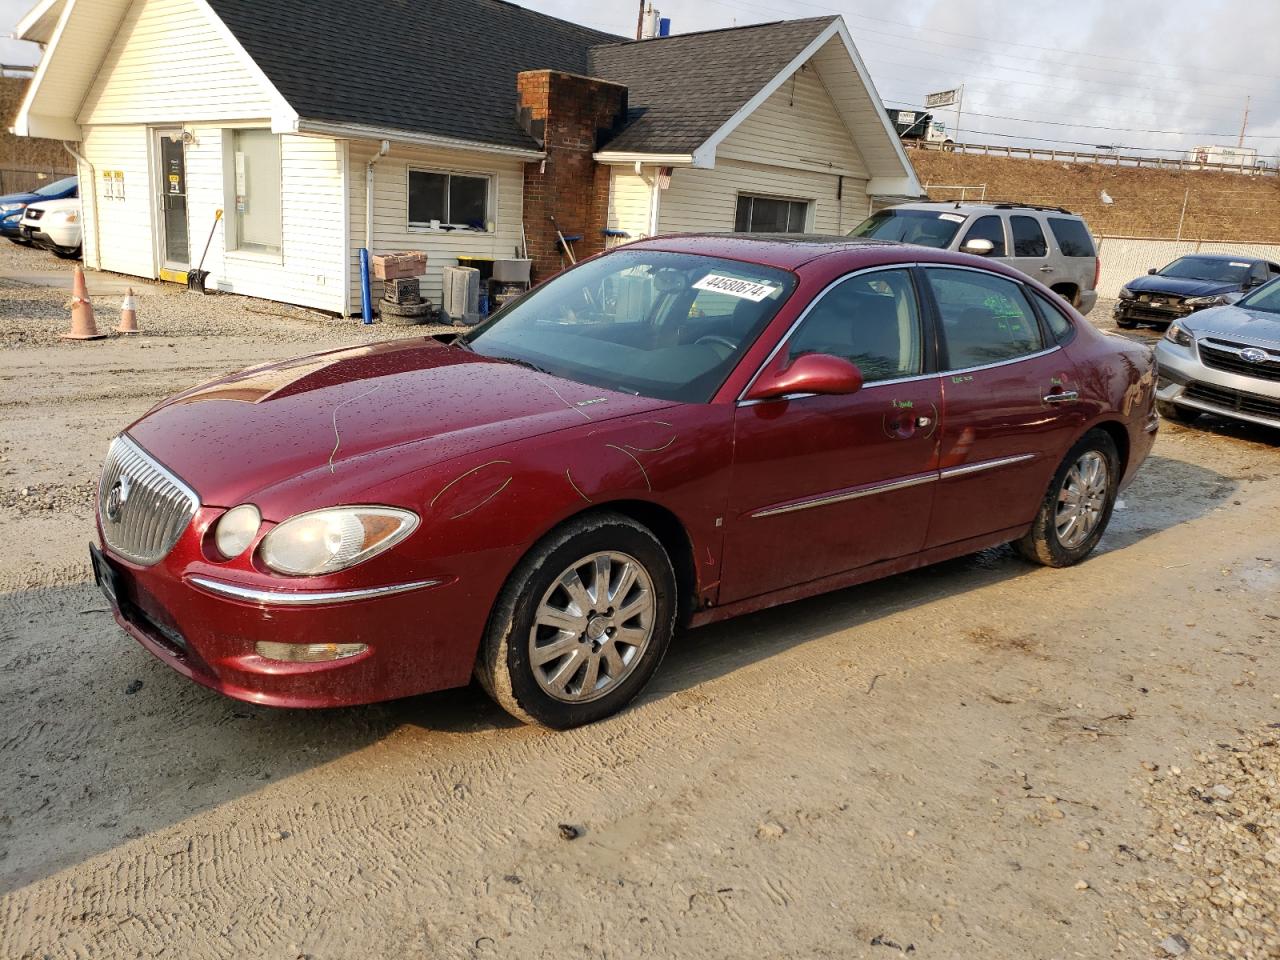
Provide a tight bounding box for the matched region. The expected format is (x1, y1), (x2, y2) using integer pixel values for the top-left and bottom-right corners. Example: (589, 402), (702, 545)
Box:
(116, 289), (139, 334)
(61, 266), (105, 341)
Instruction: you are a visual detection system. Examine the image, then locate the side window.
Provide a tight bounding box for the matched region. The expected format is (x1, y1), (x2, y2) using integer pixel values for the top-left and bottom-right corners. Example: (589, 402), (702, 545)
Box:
(1048, 217), (1096, 257)
(1031, 289), (1076, 343)
(1010, 216), (1048, 258)
(787, 269), (923, 383)
(926, 268), (1045, 369)
(961, 215), (1006, 256)
(1250, 262), (1269, 285)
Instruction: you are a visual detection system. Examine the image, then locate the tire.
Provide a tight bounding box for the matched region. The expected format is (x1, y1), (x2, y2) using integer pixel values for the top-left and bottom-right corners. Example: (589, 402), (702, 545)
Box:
(475, 511), (678, 728)
(1015, 429), (1120, 568)
(52, 245), (82, 260)
(1157, 399), (1200, 424)
(1116, 318), (1138, 330)
(7, 236), (30, 246)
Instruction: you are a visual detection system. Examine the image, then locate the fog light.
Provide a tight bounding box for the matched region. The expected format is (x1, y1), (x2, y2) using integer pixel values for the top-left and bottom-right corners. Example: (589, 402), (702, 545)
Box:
(255, 641), (368, 663)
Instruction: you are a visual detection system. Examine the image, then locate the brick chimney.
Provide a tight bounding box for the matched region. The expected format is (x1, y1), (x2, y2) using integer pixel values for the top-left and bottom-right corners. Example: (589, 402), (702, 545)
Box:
(517, 70), (628, 283)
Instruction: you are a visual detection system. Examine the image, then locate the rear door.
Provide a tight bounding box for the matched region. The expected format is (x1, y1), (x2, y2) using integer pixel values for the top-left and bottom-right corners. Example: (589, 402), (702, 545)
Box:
(921, 265), (1085, 549)
(1006, 214), (1052, 284)
(721, 267), (942, 602)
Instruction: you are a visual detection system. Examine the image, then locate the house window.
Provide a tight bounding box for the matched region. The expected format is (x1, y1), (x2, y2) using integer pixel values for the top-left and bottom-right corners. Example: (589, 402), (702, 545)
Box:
(229, 129), (281, 254)
(734, 194), (809, 233)
(409, 170), (490, 229)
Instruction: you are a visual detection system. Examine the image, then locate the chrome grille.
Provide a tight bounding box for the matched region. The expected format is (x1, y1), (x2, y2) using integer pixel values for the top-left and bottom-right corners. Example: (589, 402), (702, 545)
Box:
(98, 435), (199, 566)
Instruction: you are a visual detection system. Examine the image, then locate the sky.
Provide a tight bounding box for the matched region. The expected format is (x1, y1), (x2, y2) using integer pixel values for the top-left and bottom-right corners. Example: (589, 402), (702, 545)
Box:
(1, 0), (1276, 162)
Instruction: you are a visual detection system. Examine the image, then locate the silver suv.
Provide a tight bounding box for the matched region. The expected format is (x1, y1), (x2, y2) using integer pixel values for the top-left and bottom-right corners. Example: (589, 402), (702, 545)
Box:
(849, 201), (1099, 315)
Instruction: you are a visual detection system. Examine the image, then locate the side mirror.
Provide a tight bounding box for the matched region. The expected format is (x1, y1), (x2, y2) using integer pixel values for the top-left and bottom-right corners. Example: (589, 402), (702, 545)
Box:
(1148, 268), (1158, 275)
(960, 238), (995, 256)
(1247, 276), (1266, 288)
(745, 353), (864, 402)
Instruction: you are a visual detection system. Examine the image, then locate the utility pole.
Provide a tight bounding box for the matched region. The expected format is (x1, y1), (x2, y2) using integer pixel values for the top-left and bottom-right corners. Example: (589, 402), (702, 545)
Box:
(1239, 95), (1250, 147)
(636, 0), (645, 40)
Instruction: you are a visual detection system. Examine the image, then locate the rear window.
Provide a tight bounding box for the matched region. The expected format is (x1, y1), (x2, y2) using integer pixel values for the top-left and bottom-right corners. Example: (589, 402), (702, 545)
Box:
(1048, 217), (1096, 257)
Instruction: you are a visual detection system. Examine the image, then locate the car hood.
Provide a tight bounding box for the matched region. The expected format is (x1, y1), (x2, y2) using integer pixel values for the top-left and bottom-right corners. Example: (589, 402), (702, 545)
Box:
(0, 190), (40, 205)
(25, 198), (78, 214)
(127, 338), (674, 508)
(1124, 274), (1241, 298)
(1182, 302), (1280, 341)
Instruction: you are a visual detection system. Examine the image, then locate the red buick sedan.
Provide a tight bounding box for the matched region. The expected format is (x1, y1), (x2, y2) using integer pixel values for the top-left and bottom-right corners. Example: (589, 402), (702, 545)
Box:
(93, 235), (1157, 728)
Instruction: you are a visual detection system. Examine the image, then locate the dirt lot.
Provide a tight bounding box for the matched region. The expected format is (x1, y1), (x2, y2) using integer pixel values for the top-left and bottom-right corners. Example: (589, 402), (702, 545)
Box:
(1, 244), (1278, 959)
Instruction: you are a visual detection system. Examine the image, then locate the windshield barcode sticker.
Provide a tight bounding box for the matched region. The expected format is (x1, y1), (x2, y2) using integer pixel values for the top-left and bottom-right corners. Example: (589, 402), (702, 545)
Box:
(693, 275), (780, 301)
(938, 213), (967, 223)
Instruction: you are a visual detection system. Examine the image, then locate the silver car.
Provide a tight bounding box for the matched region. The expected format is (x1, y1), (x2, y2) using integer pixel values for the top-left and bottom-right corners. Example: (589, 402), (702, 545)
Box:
(849, 201), (1099, 315)
(1154, 278), (1280, 429)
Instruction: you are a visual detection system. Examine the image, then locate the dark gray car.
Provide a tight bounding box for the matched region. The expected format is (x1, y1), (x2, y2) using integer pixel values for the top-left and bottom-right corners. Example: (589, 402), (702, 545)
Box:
(848, 201), (1099, 315)
(1154, 278), (1280, 429)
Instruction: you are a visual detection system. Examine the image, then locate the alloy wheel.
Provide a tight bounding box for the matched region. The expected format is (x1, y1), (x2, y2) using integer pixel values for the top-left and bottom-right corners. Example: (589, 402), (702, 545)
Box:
(528, 551), (655, 703)
(1055, 450), (1110, 549)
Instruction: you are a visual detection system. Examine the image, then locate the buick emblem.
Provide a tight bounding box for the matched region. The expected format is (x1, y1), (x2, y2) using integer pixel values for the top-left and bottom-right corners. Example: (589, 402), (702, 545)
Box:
(105, 475), (132, 522)
(1240, 347), (1268, 364)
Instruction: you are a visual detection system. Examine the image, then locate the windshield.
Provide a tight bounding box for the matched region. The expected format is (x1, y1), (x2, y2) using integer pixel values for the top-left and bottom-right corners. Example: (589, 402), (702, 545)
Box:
(848, 209), (964, 248)
(1237, 278), (1280, 313)
(1159, 256), (1249, 283)
(463, 250), (797, 403)
(33, 177), (76, 198)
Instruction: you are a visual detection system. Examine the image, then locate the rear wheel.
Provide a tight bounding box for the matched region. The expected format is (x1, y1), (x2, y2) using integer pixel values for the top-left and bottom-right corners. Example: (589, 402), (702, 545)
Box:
(1016, 430), (1120, 568)
(476, 512), (677, 728)
(1156, 399), (1201, 424)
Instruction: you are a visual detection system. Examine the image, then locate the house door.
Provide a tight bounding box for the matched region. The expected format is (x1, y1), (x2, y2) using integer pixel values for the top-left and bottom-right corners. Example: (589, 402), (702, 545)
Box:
(156, 130), (190, 269)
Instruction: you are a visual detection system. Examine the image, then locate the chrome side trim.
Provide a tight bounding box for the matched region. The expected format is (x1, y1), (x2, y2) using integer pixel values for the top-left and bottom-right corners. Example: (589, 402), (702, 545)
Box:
(940, 453), (1037, 480)
(943, 345), (1061, 377)
(751, 472), (937, 519)
(187, 576), (442, 606)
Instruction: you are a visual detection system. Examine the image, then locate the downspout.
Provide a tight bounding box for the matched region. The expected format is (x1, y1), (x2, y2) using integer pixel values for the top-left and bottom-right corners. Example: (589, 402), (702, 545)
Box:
(361, 139), (390, 324)
(63, 142), (100, 269)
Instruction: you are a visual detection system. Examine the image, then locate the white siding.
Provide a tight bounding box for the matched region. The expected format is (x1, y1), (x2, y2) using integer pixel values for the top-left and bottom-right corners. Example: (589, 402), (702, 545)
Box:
(80, 126), (156, 278)
(607, 167), (655, 240)
(78, 0), (275, 125)
(183, 129), (346, 313)
(658, 158), (868, 236)
(718, 63), (869, 178)
(347, 142), (525, 312)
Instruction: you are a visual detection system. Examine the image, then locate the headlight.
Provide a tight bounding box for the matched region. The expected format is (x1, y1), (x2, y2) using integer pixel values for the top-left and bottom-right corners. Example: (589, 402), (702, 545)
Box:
(214, 503), (261, 558)
(0, 202), (26, 214)
(49, 210), (79, 223)
(259, 506), (418, 576)
(1185, 294), (1227, 307)
(1118, 286), (1135, 300)
(1165, 321), (1193, 347)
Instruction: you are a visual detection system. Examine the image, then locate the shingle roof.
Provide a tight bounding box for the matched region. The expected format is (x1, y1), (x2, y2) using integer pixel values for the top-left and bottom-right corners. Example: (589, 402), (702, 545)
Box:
(205, 0), (621, 151)
(206, 1), (835, 155)
(590, 17), (837, 154)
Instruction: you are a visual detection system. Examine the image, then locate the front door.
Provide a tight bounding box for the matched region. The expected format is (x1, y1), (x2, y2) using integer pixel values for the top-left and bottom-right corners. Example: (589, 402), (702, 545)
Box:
(720, 267), (942, 603)
(156, 130), (190, 270)
(921, 265), (1085, 548)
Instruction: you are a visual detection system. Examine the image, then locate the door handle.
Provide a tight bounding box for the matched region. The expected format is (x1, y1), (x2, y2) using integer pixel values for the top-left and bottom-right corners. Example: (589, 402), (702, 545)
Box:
(1043, 390), (1079, 404)
(1038, 265), (1054, 273)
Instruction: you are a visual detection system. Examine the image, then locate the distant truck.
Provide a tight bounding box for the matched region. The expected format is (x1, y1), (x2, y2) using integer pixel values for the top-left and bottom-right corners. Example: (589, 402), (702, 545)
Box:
(887, 108), (955, 147)
(1190, 144), (1260, 169)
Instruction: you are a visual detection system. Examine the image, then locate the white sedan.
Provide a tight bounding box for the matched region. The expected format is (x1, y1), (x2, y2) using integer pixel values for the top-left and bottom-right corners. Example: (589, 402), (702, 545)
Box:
(20, 197), (82, 259)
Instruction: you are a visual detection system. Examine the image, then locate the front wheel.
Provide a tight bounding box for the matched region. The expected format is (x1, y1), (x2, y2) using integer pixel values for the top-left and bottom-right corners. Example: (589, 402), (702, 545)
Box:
(1156, 399), (1200, 424)
(1116, 318), (1138, 330)
(1016, 430), (1120, 568)
(52, 245), (82, 260)
(476, 512), (677, 728)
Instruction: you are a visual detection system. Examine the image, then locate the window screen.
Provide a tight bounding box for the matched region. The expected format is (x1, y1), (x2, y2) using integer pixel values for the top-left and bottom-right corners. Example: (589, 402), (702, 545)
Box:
(926, 268), (1045, 368)
(409, 171), (490, 228)
(735, 195), (809, 233)
(231, 129), (281, 254)
(1047, 217), (1095, 257)
(1010, 216), (1048, 258)
(787, 269), (923, 383)
(962, 215), (1006, 256)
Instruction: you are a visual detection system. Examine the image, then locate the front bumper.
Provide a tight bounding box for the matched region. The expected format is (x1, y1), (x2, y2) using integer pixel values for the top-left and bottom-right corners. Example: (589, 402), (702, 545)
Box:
(92, 516), (481, 708)
(1155, 337), (1280, 428)
(1115, 296), (1195, 326)
(22, 221), (79, 250)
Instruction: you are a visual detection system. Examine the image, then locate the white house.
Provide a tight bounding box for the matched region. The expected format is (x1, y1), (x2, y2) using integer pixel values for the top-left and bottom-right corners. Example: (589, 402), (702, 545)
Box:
(14, 0), (921, 317)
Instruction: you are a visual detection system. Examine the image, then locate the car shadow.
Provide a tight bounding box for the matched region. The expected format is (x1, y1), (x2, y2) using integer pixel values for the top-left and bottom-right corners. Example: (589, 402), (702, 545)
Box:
(0, 453), (1236, 894)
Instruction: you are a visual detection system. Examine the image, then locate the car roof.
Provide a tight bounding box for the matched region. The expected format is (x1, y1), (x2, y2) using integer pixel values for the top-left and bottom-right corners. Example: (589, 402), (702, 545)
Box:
(623, 233), (907, 270)
(1170, 252), (1265, 263)
(879, 200), (1080, 217)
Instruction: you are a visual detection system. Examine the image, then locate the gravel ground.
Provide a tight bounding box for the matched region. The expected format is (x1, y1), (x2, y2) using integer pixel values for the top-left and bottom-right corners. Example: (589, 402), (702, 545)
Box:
(2, 247), (1279, 959)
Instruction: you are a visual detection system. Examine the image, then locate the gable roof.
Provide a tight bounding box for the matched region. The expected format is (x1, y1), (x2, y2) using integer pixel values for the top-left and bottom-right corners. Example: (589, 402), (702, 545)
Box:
(204, 0), (620, 152)
(588, 18), (836, 155)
